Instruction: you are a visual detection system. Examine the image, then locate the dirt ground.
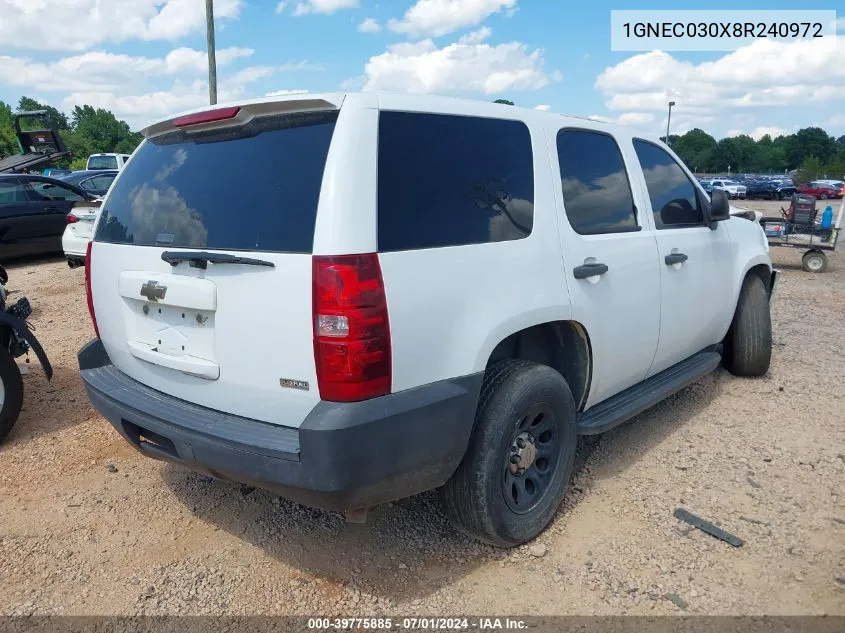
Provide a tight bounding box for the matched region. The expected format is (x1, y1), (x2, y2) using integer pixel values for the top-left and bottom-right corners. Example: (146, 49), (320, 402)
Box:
(1, 199), (843, 616)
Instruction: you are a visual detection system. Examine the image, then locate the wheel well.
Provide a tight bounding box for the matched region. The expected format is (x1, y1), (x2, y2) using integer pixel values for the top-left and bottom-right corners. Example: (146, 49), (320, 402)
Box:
(746, 264), (773, 295)
(486, 321), (592, 411)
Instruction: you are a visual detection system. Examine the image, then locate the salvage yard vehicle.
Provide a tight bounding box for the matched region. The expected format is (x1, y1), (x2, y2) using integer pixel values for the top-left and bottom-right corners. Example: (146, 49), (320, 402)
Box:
(78, 94), (776, 546)
(0, 174), (99, 260)
(0, 111), (70, 175)
(85, 153), (131, 171)
(62, 199), (102, 268)
(0, 264), (52, 441)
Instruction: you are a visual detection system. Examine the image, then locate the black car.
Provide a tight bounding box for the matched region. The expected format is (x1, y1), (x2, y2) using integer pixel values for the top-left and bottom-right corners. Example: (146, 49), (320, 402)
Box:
(58, 169), (118, 197)
(0, 174), (97, 259)
(746, 180), (796, 200)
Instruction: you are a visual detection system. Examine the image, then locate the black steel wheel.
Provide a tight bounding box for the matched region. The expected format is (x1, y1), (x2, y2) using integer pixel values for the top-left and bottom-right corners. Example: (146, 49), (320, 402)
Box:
(440, 360), (577, 547)
(502, 403), (561, 514)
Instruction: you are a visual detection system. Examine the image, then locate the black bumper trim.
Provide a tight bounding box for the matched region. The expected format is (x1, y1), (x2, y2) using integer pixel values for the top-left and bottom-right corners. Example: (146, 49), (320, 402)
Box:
(78, 339), (482, 511)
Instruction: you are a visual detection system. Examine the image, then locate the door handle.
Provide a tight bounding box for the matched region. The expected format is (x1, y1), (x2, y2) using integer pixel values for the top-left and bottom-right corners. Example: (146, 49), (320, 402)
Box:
(573, 262), (609, 279)
(665, 253), (688, 265)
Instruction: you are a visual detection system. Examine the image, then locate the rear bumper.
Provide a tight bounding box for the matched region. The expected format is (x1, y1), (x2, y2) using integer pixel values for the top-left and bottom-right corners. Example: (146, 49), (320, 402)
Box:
(78, 339), (481, 512)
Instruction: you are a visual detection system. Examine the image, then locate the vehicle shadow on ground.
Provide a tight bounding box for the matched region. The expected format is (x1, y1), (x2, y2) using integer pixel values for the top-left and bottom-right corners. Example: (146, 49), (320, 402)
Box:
(161, 370), (728, 604)
(162, 465), (492, 603)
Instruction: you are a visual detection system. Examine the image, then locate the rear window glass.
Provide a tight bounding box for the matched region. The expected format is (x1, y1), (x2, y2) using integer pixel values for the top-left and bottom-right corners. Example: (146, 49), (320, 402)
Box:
(378, 111), (534, 251)
(88, 156), (118, 170)
(95, 112), (337, 252)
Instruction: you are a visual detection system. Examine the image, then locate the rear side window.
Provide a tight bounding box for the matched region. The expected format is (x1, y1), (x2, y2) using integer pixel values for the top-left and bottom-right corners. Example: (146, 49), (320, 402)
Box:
(0, 180), (26, 203)
(556, 129), (638, 234)
(378, 112), (534, 251)
(95, 112), (337, 252)
(633, 139), (704, 229)
(88, 156), (118, 170)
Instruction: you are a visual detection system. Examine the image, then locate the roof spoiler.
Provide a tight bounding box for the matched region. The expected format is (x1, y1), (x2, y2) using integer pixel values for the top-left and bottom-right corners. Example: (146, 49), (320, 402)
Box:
(141, 97), (341, 139)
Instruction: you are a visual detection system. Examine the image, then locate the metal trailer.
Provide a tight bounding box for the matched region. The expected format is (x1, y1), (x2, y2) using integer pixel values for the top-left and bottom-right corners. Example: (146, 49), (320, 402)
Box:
(761, 194), (840, 273)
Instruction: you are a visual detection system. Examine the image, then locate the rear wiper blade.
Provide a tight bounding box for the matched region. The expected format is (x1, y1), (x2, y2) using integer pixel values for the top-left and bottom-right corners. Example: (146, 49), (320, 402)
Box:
(161, 251), (275, 270)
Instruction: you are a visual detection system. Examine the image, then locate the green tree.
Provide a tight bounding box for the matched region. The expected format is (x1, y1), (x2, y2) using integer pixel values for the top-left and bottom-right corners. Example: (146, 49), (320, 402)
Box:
(671, 128), (717, 172)
(17, 96), (69, 130)
(794, 156), (824, 184)
(493, 99), (515, 105)
(70, 105), (142, 155)
(785, 127), (836, 168)
(0, 101), (18, 158)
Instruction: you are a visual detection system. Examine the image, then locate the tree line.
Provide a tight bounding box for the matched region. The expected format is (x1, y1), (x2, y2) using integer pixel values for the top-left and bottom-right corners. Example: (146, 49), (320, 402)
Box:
(0, 96), (142, 170)
(664, 127), (845, 183)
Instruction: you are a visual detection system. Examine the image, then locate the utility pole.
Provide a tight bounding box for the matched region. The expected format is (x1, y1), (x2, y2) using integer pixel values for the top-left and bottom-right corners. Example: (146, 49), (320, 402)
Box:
(665, 100), (675, 146)
(205, 0), (217, 105)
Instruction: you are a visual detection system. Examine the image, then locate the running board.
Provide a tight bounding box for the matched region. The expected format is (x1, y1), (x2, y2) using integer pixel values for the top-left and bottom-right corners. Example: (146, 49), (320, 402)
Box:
(576, 349), (722, 435)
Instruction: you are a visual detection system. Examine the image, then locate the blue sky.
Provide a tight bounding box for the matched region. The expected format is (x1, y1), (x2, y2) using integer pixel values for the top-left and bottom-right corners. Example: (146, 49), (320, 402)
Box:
(0, 0), (842, 139)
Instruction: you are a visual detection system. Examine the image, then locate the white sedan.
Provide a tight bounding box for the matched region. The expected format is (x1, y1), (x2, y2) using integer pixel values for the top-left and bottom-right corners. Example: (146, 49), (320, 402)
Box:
(62, 200), (101, 268)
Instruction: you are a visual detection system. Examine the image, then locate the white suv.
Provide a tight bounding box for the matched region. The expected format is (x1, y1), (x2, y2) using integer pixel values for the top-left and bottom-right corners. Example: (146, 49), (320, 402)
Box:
(78, 93), (776, 546)
(711, 179), (747, 199)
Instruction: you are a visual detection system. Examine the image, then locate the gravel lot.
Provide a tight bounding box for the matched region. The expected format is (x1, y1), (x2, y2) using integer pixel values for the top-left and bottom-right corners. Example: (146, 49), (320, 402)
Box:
(1, 200), (843, 616)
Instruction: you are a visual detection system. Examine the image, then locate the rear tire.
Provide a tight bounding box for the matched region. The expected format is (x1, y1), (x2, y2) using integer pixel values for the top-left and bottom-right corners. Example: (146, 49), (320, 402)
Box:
(0, 347), (24, 443)
(723, 275), (772, 377)
(802, 250), (828, 273)
(439, 360), (577, 547)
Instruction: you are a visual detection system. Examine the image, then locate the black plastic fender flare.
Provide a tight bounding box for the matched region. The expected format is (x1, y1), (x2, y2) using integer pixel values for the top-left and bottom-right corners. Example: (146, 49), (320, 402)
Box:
(0, 312), (52, 380)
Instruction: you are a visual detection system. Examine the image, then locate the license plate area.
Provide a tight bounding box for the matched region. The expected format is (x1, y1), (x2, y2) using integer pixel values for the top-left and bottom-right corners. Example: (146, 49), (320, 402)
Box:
(118, 271), (219, 379)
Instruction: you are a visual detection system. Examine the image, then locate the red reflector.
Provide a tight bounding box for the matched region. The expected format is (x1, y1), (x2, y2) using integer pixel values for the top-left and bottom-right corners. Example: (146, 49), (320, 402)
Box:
(66, 213), (79, 224)
(172, 106), (241, 127)
(313, 254), (391, 402)
(85, 241), (100, 338)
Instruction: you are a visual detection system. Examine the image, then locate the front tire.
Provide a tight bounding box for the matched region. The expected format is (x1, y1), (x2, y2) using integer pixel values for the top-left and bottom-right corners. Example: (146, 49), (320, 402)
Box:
(723, 275), (772, 377)
(0, 347), (24, 443)
(440, 360), (577, 547)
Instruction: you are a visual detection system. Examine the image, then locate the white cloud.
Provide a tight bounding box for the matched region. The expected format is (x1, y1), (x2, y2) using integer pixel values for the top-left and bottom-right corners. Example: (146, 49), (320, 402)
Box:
(292, 0), (358, 16)
(358, 17), (382, 33)
(0, 47), (254, 94)
(458, 26), (492, 44)
(362, 38), (557, 95)
(837, 17), (845, 32)
(617, 112), (654, 125)
(0, 0), (242, 51)
(747, 126), (788, 140)
(388, 0), (517, 38)
(231, 66), (276, 84)
(275, 1), (287, 13)
(596, 36), (845, 119)
(534, 104), (551, 111)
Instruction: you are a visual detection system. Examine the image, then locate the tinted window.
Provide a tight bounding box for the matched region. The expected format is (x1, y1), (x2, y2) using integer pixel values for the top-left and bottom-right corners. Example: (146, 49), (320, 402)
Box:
(27, 181), (85, 201)
(95, 112), (337, 252)
(556, 129), (637, 234)
(0, 180), (26, 203)
(88, 174), (116, 190)
(633, 140), (704, 229)
(88, 155), (118, 170)
(378, 112), (533, 251)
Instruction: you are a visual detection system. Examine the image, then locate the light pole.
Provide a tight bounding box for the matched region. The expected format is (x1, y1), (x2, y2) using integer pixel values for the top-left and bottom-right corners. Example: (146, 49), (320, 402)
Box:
(205, 0), (217, 105)
(665, 101), (675, 146)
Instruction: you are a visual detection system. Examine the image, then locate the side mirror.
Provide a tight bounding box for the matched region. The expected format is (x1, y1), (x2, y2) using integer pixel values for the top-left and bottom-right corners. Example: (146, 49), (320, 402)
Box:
(707, 188), (731, 228)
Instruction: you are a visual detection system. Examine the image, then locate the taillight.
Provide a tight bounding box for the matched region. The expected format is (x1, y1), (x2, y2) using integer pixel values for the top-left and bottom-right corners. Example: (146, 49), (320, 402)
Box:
(66, 214), (79, 224)
(84, 241), (99, 338)
(313, 254), (391, 402)
(172, 106), (240, 127)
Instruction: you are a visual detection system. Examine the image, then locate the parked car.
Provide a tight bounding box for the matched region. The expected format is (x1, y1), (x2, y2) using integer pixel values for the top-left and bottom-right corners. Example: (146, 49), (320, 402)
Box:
(62, 200), (102, 268)
(59, 169), (118, 197)
(78, 93), (775, 547)
(710, 179), (747, 199)
(0, 173), (97, 259)
(797, 181), (843, 200)
(86, 153), (131, 171)
(746, 180), (796, 200)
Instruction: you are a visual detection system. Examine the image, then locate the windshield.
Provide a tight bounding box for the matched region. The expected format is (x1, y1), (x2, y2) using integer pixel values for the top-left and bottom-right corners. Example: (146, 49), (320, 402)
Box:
(88, 155), (119, 170)
(94, 111), (337, 253)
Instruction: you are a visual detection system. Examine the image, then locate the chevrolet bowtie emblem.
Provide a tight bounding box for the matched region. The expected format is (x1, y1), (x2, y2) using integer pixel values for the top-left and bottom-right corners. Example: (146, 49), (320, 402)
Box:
(140, 280), (167, 302)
